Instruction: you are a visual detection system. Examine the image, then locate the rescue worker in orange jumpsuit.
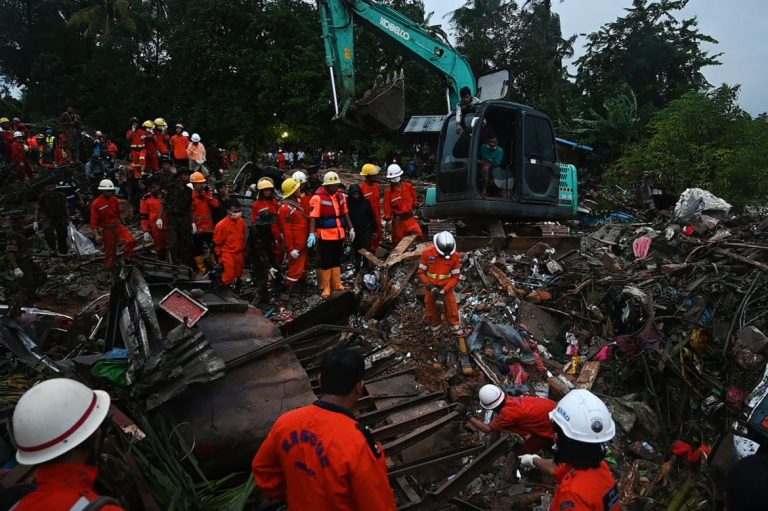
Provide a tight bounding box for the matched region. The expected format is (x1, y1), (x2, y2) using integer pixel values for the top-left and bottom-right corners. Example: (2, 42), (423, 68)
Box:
(9, 379), (125, 510)
(418, 231), (462, 338)
(308, 172), (355, 300)
(143, 119), (159, 173)
(213, 201), (247, 287)
(278, 178), (309, 298)
(291, 170), (313, 214)
(170, 124), (189, 168)
(9, 131), (31, 180)
(124, 116), (139, 144)
(90, 179), (136, 269)
(383, 163), (422, 246)
(252, 349), (397, 511)
(251, 177), (283, 263)
(190, 171), (220, 277)
(153, 117), (170, 161)
(360, 163), (383, 252)
(519, 390), (621, 511)
(469, 385), (556, 454)
(129, 121), (149, 177)
(140, 178), (168, 260)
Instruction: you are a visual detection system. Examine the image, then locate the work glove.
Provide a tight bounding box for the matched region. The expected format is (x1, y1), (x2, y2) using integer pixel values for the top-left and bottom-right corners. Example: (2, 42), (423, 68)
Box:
(518, 454), (541, 470)
(348, 228), (356, 243)
(191, 222), (198, 234)
(307, 233), (317, 248)
(143, 231), (152, 242)
(13, 268), (24, 278)
(290, 249), (300, 260)
(33, 221), (39, 231)
(268, 267), (279, 279)
(439, 289), (446, 295)
(155, 218), (163, 229)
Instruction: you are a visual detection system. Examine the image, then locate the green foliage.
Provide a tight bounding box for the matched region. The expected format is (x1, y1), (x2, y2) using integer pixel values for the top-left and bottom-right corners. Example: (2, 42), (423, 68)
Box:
(608, 86), (768, 210)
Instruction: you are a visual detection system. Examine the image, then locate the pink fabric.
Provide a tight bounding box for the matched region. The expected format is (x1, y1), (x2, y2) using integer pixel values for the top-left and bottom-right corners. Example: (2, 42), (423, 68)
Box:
(633, 235), (653, 259)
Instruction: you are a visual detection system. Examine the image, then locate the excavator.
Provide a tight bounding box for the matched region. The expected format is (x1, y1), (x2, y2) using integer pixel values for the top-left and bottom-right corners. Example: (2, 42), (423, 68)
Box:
(318, 0), (578, 224)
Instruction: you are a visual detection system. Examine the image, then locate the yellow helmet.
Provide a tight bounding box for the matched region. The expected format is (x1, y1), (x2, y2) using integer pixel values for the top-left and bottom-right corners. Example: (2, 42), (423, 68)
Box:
(323, 171), (341, 186)
(281, 178), (301, 198)
(257, 177), (275, 190)
(142, 120), (155, 129)
(153, 117), (167, 127)
(360, 163), (380, 176)
(0, 117), (9, 124)
(189, 171), (206, 183)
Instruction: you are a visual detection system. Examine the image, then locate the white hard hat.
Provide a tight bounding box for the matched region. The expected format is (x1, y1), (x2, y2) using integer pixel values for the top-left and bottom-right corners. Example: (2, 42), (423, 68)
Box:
(479, 384), (505, 410)
(13, 378), (111, 465)
(13, 131), (23, 138)
(97, 179), (116, 191)
(386, 163), (403, 179)
(550, 389), (616, 444)
(433, 231), (456, 259)
(191, 133), (201, 143)
(95, 130), (102, 136)
(291, 171), (307, 184)
(182, 131), (189, 137)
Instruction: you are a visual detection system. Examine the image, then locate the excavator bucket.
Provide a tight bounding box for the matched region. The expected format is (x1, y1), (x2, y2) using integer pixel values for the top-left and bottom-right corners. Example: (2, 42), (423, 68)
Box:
(349, 70), (405, 133)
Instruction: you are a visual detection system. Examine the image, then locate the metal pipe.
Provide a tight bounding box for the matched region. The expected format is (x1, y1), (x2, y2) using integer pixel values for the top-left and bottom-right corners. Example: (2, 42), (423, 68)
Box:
(329, 66), (340, 116)
(445, 87), (451, 113)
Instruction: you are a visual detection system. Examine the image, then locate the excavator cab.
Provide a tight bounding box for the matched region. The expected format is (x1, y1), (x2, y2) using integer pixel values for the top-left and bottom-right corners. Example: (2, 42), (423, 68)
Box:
(424, 100), (578, 222)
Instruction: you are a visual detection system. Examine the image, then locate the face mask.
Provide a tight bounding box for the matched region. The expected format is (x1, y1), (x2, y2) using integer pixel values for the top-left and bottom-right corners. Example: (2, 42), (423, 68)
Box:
(391, 177), (401, 183)
(229, 212), (242, 220)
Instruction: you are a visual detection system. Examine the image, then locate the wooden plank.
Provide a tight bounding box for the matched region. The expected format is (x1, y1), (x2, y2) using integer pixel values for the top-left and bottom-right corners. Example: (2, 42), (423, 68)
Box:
(575, 361), (601, 390)
(487, 265), (523, 297)
(716, 249), (768, 272)
(359, 248), (386, 268)
(383, 242), (431, 268)
(471, 257), (492, 289)
(388, 234), (418, 261)
(365, 261), (419, 320)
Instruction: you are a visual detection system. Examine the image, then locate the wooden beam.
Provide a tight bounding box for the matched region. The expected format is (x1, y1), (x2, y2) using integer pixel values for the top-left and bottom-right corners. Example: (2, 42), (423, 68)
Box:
(575, 361), (601, 390)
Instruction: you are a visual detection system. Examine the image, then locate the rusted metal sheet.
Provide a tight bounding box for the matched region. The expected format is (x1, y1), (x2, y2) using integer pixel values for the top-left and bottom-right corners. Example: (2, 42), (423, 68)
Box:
(280, 291), (356, 336)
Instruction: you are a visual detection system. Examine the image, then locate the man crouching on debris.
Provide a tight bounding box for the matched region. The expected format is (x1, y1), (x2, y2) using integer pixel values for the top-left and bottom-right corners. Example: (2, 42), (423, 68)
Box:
(252, 349), (397, 510)
(7, 378), (125, 510)
(519, 389), (621, 510)
(91, 179), (136, 269)
(419, 231), (464, 338)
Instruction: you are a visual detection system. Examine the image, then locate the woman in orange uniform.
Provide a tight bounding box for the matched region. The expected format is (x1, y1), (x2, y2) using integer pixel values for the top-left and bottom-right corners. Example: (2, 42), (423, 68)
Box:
(278, 178), (309, 298)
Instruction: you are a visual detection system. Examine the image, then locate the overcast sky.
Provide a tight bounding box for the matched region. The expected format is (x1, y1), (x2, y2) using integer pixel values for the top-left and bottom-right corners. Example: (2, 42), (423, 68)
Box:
(423, 0), (767, 115)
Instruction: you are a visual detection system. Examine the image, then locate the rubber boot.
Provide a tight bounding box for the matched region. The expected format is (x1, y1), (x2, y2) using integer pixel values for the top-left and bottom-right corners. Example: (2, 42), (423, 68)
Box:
(319, 269), (332, 300)
(194, 256), (208, 279)
(330, 267), (349, 291)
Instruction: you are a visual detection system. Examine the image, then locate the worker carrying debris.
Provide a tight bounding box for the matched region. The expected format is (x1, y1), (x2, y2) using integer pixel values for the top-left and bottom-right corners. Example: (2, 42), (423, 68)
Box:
(519, 389), (621, 511)
(383, 163), (422, 246)
(90, 179), (136, 269)
(252, 349), (397, 511)
(8, 378), (124, 510)
(190, 171), (220, 277)
(251, 177), (283, 264)
(360, 163), (383, 252)
(140, 177), (168, 261)
(308, 171), (355, 300)
(418, 231), (465, 338)
(469, 384), (556, 454)
(278, 177), (309, 297)
(213, 201), (247, 287)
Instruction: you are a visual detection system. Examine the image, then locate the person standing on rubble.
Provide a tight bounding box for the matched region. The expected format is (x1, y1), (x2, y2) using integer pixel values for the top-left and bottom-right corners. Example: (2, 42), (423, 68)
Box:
(190, 171), (220, 277)
(360, 163), (383, 252)
(140, 177), (168, 261)
(278, 178), (309, 298)
(248, 210), (281, 302)
(170, 123), (189, 168)
(383, 163), (422, 246)
(143, 119), (159, 174)
(60, 106), (82, 163)
(251, 177), (283, 264)
(213, 201), (247, 287)
(291, 170), (313, 214)
(347, 184), (377, 274)
(469, 385), (556, 455)
(34, 182), (70, 256)
(519, 389), (621, 511)
(91, 179), (136, 269)
(153, 117), (170, 161)
(161, 167), (195, 268)
(9, 131), (31, 181)
(252, 349), (397, 511)
(187, 133), (207, 174)
(308, 171), (354, 300)
(7, 378), (125, 510)
(6, 211), (46, 310)
(418, 231), (465, 338)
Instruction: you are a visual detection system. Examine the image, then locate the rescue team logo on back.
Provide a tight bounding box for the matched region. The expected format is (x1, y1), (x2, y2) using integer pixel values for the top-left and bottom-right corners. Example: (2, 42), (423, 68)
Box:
(603, 485), (620, 510)
(282, 429), (330, 469)
(428, 256), (437, 263)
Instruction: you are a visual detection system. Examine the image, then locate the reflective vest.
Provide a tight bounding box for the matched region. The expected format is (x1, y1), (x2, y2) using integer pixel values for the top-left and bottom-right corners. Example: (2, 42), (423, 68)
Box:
(418, 245), (461, 290)
(192, 191), (220, 233)
(310, 187), (348, 241)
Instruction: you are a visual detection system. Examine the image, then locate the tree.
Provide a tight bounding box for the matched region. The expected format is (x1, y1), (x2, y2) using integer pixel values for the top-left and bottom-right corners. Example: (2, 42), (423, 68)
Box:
(575, 0), (720, 114)
(450, 0), (518, 76)
(68, 0), (138, 41)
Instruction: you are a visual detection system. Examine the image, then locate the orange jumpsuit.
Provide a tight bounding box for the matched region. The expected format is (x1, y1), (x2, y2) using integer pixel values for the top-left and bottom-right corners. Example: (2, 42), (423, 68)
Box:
(144, 130), (159, 173)
(418, 245), (461, 333)
(9, 140), (30, 180)
(299, 193), (312, 215)
(128, 130), (146, 177)
(384, 181), (422, 246)
(552, 461), (622, 511)
(91, 195), (136, 268)
(360, 180), (382, 252)
(11, 463), (125, 511)
(154, 130), (170, 158)
(488, 396), (556, 454)
(278, 199), (309, 286)
(213, 215), (247, 285)
(252, 197), (283, 262)
(139, 192), (168, 255)
(192, 191), (220, 233)
(252, 401), (397, 511)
